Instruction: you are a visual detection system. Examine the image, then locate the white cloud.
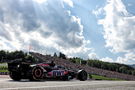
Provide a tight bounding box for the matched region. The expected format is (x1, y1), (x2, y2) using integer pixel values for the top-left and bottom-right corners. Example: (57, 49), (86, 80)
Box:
(92, 8), (103, 17)
(116, 52), (135, 64)
(94, 0), (135, 64)
(98, 0), (135, 53)
(101, 57), (114, 63)
(33, 0), (47, 4)
(63, 0), (73, 7)
(88, 52), (99, 59)
(0, 0), (91, 58)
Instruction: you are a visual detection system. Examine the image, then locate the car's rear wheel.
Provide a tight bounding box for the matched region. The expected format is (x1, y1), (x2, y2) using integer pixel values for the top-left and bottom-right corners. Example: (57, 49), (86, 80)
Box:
(9, 71), (21, 81)
(30, 66), (44, 81)
(77, 70), (87, 81)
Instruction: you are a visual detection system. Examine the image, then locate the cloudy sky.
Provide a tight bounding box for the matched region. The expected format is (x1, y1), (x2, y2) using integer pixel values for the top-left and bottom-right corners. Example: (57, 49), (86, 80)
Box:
(0, 0), (135, 64)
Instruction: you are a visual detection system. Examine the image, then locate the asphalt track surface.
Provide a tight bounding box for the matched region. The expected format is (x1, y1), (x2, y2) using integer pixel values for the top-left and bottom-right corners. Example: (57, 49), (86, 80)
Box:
(0, 76), (135, 90)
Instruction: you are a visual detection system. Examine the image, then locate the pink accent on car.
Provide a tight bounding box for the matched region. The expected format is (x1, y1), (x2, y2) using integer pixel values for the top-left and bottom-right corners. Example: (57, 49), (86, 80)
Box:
(38, 64), (49, 66)
(64, 71), (68, 75)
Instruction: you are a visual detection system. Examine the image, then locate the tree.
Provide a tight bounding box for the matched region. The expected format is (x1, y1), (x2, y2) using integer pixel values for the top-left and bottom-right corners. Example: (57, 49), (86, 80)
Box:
(81, 60), (87, 65)
(53, 52), (57, 57)
(69, 58), (76, 63)
(13, 51), (25, 59)
(59, 52), (66, 59)
(24, 55), (36, 63)
(119, 66), (127, 73)
(0, 50), (6, 62)
(132, 70), (135, 75)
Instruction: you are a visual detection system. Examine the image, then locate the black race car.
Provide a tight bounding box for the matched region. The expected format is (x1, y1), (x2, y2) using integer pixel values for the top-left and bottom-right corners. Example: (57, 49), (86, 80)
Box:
(8, 60), (88, 81)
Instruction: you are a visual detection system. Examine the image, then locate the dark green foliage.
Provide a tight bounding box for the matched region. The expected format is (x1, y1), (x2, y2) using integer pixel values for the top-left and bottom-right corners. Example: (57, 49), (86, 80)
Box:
(81, 60), (87, 65)
(70, 57), (135, 76)
(53, 52), (57, 57)
(24, 55), (37, 63)
(59, 52), (66, 59)
(89, 74), (92, 79)
(119, 66), (127, 73)
(87, 59), (135, 75)
(69, 58), (76, 63)
(0, 50), (6, 62)
(0, 50), (36, 63)
(132, 70), (135, 75)
(70, 57), (81, 64)
(7, 51), (26, 60)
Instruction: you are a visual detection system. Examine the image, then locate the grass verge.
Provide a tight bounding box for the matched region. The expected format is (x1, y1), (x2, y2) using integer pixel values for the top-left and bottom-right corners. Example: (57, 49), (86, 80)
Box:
(0, 70), (9, 72)
(0, 63), (8, 72)
(91, 74), (125, 81)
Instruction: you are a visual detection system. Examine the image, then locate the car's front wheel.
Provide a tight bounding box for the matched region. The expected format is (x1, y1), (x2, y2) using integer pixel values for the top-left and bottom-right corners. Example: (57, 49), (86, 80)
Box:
(77, 70), (87, 81)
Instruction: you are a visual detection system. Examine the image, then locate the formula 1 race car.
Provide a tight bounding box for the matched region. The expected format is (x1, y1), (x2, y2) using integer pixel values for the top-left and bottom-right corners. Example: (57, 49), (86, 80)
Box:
(8, 60), (88, 81)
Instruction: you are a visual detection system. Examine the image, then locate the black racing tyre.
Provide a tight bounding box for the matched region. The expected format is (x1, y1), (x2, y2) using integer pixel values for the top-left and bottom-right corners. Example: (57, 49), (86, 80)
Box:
(9, 71), (21, 81)
(77, 70), (88, 81)
(30, 66), (44, 81)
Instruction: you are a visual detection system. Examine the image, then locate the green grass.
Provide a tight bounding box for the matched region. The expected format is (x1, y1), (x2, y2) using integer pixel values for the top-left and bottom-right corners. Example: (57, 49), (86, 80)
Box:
(0, 63), (8, 72)
(0, 70), (9, 72)
(91, 74), (125, 81)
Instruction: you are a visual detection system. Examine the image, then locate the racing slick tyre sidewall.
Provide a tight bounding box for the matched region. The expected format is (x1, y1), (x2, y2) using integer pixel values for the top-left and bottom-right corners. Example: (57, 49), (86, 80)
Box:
(77, 70), (88, 81)
(9, 71), (21, 81)
(30, 66), (44, 81)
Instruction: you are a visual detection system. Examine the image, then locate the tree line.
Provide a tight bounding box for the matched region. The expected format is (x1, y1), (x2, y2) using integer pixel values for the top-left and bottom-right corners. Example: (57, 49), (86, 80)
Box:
(0, 50), (135, 76)
(0, 50), (66, 63)
(0, 50), (36, 63)
(70, 57), (135, 76)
